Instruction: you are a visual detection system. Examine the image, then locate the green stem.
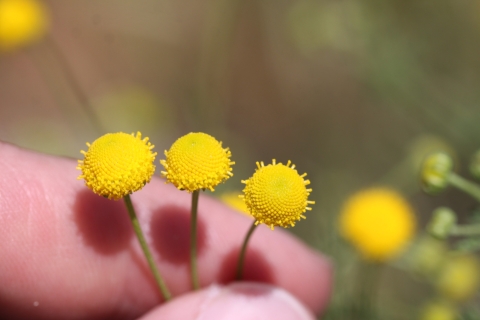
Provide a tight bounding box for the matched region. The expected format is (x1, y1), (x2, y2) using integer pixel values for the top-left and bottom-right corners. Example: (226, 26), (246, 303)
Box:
(124, 195), (171, 301)
(190, 190), (200, 290)
(451, 224), (480, 237)
(448, 173), (480, 203)
(353, 259), (383, 319)
(235, 220), (258, 280)
(43, 35), (104, 135)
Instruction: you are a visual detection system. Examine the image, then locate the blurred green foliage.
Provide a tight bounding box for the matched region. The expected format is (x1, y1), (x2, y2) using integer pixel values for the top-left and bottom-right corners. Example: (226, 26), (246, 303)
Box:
(1, 0), (480, 318)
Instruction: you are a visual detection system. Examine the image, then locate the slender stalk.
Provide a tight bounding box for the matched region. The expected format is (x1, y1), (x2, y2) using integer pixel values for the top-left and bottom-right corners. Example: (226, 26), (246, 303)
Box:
(448, 173), (480, 203)
(124, 194), (171, 301)
(190, 190), (200, 290)
(235, 220), (258, 280)
(195, 0), (242, 131)
(352, 259), (383, 319)
(43, 35), (104, 134)
(450, 224), (480, 237)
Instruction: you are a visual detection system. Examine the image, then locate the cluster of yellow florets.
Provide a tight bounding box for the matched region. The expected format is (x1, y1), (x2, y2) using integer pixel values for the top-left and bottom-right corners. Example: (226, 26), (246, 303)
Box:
(77, 132), (156, 200)
(78, 132), (315, 231)
(339, 188), (416, 261)
(0, 0), (49, 51)
(241, 160), (314, 230)
(160, 132), (234, 192)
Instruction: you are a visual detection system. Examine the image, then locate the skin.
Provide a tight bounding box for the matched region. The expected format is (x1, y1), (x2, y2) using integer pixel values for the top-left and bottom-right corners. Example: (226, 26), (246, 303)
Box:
(0, 141), (332, 319)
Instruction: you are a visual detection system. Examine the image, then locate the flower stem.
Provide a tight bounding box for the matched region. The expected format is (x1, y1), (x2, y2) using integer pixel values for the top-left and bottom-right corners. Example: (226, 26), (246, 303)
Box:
(190, 190), (200, 290)
(235, 220), (258, 280)
(43, 35), (104, 134)
(124, 194), (171, 301)
(353, 260), (382, 319)
(448, 173), (480, 203)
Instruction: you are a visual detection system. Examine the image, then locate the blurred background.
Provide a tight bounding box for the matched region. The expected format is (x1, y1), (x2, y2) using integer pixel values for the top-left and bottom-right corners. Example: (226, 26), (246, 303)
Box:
(1, 0), (480, 319)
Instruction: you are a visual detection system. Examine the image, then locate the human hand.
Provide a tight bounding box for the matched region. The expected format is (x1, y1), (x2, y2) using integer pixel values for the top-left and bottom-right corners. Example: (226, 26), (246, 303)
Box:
(0, 141), (332, 319)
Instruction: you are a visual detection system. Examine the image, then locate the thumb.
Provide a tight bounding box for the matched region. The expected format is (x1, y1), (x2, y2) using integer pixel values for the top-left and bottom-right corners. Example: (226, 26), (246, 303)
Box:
(139, 282), (317, 320)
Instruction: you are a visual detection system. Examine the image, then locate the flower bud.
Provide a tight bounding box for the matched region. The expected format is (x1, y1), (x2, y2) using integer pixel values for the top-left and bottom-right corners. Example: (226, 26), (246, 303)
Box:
(421, 153), (453, 194)
(427, 207), (457, 240)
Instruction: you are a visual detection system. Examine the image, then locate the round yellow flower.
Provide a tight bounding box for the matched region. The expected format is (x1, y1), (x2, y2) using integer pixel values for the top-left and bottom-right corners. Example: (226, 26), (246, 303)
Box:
(0, 0), (49, 51)
(77, 132), (157, 200)
(160, 132), (234, 192)
(241, 160), (314, 230)
(339, 188), (416, 261)
(436, 254), (480, 302)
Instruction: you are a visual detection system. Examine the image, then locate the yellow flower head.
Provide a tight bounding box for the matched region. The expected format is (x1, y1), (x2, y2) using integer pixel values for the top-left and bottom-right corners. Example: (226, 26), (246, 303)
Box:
(0, 0), (49, 51)
(160, 132), (234, 192)
(241, 160), (314, 230)
(339, 188), (416, 261)
(436, 254), (480, 302)
(77, 132), (157, 200)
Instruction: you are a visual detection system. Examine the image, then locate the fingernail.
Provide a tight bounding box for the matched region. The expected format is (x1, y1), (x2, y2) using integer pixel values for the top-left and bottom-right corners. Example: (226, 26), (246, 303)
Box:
(196, 282), (315, 320)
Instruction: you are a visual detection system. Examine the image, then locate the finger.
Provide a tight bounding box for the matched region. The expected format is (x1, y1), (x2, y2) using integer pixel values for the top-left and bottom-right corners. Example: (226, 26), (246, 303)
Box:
(139, 282), (316, 320)
(0, 142), (332, 319)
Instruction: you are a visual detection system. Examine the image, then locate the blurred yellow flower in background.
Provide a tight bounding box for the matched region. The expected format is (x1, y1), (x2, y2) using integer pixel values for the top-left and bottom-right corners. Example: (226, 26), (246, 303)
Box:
(160, 132), (234, 192)
(420, 301), (457, 320)
(436, 254), (480, 302)
(77, 132), (156, 200)
(93, 86), (173, 135)
(0, 0), (48, 51)
(408, 236), (448, 277)
(220, 191), (250, 216)
(339, 188), (416, 261)
(241, 160), (314, 230)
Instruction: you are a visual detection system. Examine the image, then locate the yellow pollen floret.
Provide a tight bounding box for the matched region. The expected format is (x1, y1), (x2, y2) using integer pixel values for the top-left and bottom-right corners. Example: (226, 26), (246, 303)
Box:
(242, 159), (313, 230)
(160, 132), (234, 192)
(77, 132), (157, 200)
(339, 188), (416, 262)
(0, 0), (49, 51)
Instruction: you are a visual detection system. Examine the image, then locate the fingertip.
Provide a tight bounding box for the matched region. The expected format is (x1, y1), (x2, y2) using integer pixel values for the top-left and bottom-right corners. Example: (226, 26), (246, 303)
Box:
(0, 143), (333, 318)
(139, 283), (317, 320)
